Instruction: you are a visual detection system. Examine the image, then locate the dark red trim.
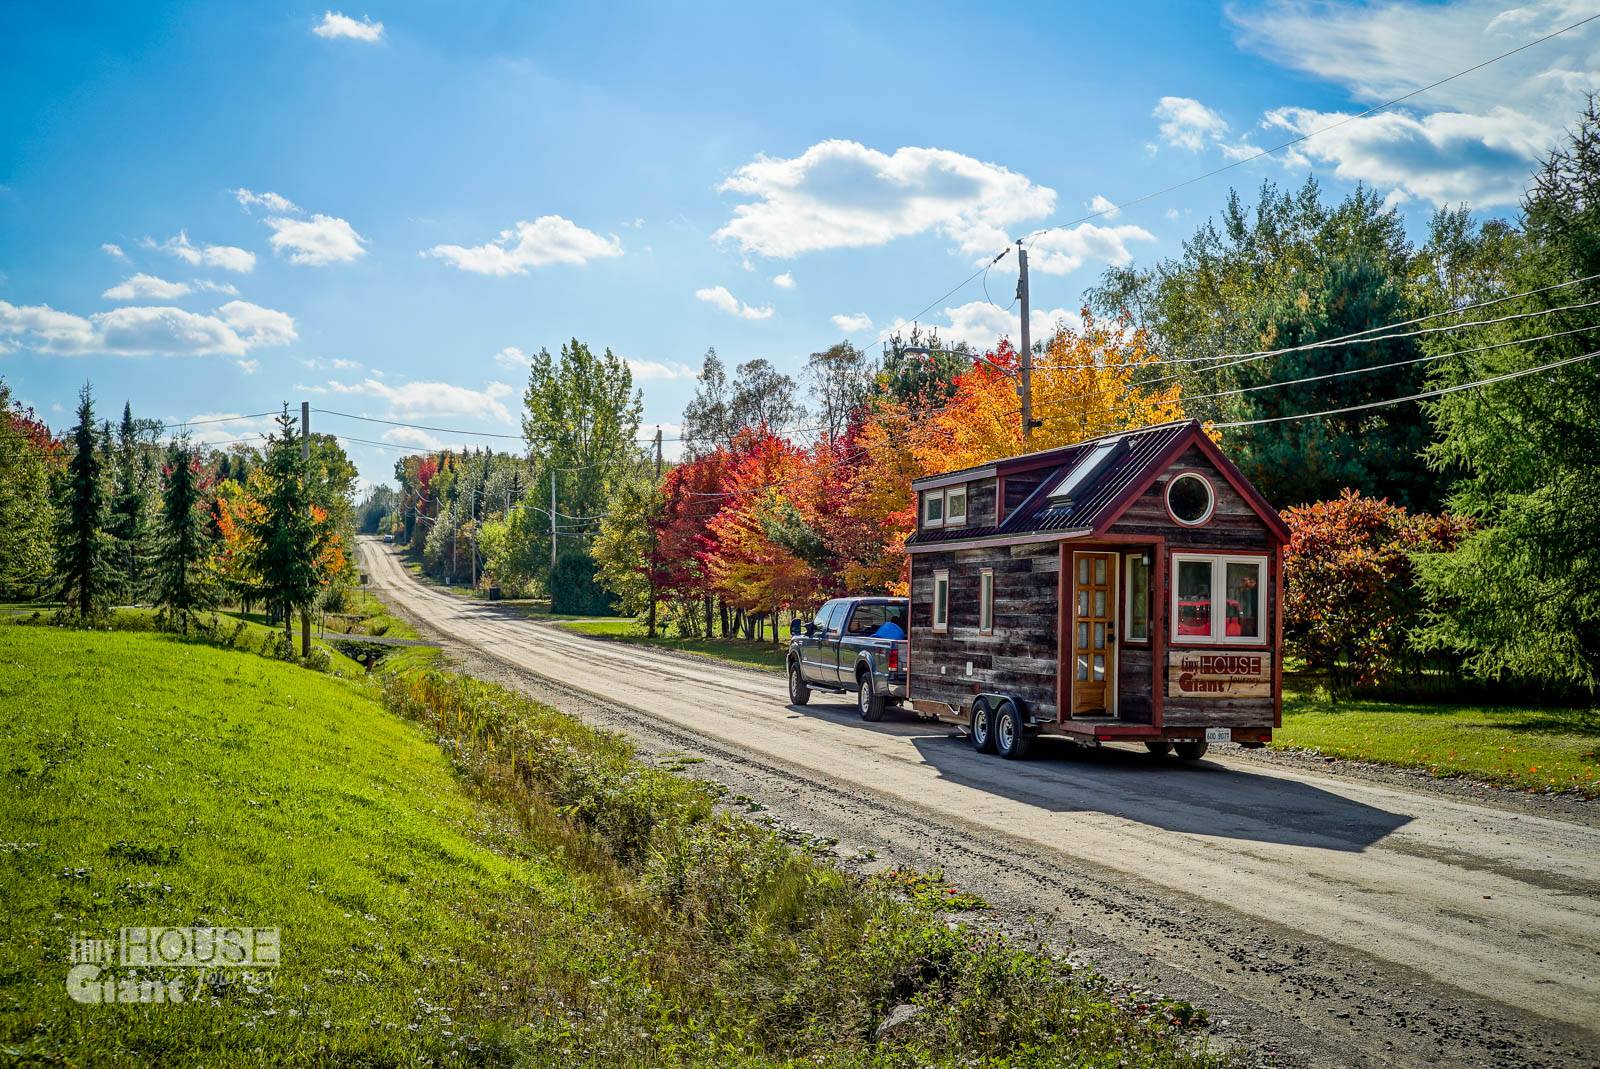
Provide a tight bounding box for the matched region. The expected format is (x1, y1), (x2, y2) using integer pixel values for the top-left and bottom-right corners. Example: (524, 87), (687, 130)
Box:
(1055, 541), (1068, 723)
(1151, 537), (1167, 728)
(1272, 542), (1284, 728)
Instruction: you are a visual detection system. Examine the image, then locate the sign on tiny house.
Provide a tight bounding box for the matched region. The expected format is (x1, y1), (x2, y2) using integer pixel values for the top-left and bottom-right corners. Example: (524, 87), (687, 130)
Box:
(903, 419), (1288, 762)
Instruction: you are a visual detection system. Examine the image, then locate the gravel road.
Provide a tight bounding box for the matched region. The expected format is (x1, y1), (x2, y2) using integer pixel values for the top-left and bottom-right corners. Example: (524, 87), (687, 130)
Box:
(359, 538), (1600, 1069)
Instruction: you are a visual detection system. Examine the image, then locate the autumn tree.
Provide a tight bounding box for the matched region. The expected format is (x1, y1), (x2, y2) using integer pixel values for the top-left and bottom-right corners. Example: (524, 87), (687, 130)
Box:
(0, 380), (56, 599)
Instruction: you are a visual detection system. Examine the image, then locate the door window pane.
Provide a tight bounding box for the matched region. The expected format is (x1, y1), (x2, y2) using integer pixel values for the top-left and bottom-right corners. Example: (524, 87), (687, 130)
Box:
(1078, 591), (1088, 616)
(1092, 654), (1105, 680)
(1225, 562), (1262, 638)
(1176, 559), (1212, 637)
(1093, 622), (1105, 649)
(1078, 557), (1089, 583)
(1126, 556), (1149, 641)
(1094, 557), (1106, 584)
(1078, 622), (1088, 648)
(1076, 655), (1088, 681)
(1093, 590), (1106, 617)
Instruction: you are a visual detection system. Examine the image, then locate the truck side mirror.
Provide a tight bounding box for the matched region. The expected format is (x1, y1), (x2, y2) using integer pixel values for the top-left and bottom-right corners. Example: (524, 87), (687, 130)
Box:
(789, 618), (802, 637)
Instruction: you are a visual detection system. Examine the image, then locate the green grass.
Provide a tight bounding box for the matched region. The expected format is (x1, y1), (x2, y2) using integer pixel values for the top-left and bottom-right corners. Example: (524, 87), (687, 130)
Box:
(1277, 683), (1599, 796)
(0, 624), (1220, 1067)
(555, 617), (789, 672)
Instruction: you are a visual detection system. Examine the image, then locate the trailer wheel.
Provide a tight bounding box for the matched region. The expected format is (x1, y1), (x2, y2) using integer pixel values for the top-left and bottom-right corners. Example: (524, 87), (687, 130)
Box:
(787, 659), (811, 706)
(1144, 740), (1172, 757)
(993, 700), (1033, 760)
(857, 668), (885, 722)
(970, 702), (995, 754)
(1174, 740), (1209, 761)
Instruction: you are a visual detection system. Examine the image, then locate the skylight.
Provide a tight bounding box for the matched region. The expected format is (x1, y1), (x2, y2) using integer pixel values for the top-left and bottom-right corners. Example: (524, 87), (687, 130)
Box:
(1046, 439), (1123, 504)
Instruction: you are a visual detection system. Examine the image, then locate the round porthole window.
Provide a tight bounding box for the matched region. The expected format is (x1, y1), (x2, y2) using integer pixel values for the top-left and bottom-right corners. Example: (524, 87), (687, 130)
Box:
(1166, 472), (1215, 526)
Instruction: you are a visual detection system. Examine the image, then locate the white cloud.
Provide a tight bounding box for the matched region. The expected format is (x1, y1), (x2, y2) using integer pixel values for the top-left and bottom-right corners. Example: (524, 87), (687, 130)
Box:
(0, 297), (294, 357)
(301, 356), (363, 371)
(101, 243), (127, 261)
(235, 359), (260, 374)
(266, 213), (367, 265)
(314, 11), (384, 42)
(714, 139), (1056, 260)
(626, 358), (698, 380)
(1153, 96), (1231, 151)
(233, 188), (301, 214)
(694, 284), (774, 320)
(382, 426), (456, 451)
(1088, 194), (1120, 219)
(886, 300), (1081, 353)
(425, 216), (623, 275)
(194, 279), (241, 296)
(773, 271), (796, 289)
(174, 411), (275, 448)
(493, 346), (531, 370)
(831, 312), (872, 333)
(147, 231), (256, 273)
(103, 273), (192, 301)
(297, 377), (516, 424)
(1025, 222), (1156, 276)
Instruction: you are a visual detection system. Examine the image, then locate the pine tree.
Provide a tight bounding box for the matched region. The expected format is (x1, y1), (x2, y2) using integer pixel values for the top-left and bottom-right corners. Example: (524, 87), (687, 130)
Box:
(154, 439), (215, 633)
(54, 383), (119, 620)
(110, 401), (151, 603)
(258, 405), (318, 648)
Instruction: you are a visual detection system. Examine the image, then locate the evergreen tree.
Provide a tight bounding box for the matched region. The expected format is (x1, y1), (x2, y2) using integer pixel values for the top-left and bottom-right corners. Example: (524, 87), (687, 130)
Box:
(258, 405), (318, 647)
(154, 439), (215, 632)
(54, 383), (119, 620)
(109, 401), (152, 602)
(1416, 97), (1600, 689)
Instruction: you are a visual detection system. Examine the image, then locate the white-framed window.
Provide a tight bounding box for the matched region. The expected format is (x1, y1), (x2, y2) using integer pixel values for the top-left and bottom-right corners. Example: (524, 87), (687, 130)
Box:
(932, 569), (950, 633)
(1171, 553), (1267, 645)
(1124, 554), (1150, 642)
(979, 568), (994, 634)
(1166, 471), (1216, 526)
(946, 485), (968, 527)
(923, 491), (945, 528)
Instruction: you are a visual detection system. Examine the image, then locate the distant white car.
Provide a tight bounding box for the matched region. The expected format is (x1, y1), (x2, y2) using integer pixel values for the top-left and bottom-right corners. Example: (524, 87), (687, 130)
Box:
(382, 534), (394, 543)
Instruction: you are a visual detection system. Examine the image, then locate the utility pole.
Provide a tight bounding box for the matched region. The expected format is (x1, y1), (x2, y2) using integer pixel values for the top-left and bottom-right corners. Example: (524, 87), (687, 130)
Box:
(300, 401), (312, 657)
(647, 425), (662, 638)
(1016, 239), (1035, 445)
(549, 468), (558, 577)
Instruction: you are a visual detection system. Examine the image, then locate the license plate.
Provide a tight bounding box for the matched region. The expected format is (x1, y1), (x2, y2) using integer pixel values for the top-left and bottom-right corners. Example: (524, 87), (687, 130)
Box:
(1205, 727), (1232, 744)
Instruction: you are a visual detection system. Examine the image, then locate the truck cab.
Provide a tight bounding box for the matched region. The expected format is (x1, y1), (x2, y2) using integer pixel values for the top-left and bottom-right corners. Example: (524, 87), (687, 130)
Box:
(786, 597), (909, 721)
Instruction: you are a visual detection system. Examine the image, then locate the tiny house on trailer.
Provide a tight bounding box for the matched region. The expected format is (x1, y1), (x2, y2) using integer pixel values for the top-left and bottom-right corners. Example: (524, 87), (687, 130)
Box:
(904, 419), (1288, 760)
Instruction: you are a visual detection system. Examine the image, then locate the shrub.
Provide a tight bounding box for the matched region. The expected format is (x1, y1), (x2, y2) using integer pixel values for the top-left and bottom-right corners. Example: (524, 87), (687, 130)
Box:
(1282, 489), (1467, 692)
(550, 548), (616, 616)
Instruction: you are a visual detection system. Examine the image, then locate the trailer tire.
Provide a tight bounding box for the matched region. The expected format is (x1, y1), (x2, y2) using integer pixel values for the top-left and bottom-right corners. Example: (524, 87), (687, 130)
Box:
(1144, 740), (1172, 757)
(970, 701), (996, 754)
(993, 700), (1032, 760)
(857, 668), (885, 722)
(1174, 740), (1209, 761)
(787, 659), (811, 706)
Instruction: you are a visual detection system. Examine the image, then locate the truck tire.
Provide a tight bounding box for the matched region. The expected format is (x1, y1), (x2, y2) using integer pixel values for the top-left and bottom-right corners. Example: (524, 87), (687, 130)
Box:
(787, 659), (811, 706)
(993, 700), (1033, 760)
(857, 668), (885, 721)
(1174, 740), (1209, 761)
(1144, 740), (1172, 757)
(970, 701), (995, 754)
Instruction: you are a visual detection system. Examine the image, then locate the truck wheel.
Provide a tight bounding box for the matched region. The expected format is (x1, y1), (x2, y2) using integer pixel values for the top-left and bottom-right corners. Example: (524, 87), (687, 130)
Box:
(857, 669), (885, 722)
(970, 702), (995, 754)
(1174, 740), (1209, 761)
(994, 700), (1033, 760)
(787, 659), (811, 706)
(1144, 740), (1172, 757)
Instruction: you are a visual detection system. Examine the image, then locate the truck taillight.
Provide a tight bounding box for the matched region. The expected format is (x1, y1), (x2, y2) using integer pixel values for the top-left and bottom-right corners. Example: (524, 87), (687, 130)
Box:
(888, 648), (899, 671)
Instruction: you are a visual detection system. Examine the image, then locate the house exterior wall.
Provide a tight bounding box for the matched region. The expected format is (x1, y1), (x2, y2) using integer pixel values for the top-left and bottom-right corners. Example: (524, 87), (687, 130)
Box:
(908, 541), (1059, 720)
(1107, 446), (1277, 729)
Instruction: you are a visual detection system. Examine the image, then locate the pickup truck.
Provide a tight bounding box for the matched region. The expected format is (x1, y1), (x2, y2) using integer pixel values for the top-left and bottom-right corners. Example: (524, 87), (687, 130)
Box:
(787, 597), (909, 721)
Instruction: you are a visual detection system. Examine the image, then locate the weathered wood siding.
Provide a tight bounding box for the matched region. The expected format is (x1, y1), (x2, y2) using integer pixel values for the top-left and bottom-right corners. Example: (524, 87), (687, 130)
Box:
(1115, 642), (1154, 723)
(909, 541), (1059, 719)
(1108, 447), (1276, 727)
(1107, 445), (1271, 550)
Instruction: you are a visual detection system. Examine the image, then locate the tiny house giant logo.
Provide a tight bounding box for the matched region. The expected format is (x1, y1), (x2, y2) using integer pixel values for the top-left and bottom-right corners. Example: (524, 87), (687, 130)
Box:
(67, 927), (280, 1004)
(1168, 651), (1272, 698)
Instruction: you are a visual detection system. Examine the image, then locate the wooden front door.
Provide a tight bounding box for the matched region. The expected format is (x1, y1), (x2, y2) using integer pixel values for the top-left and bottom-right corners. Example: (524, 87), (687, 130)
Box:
(1070, 552), (1117, 716)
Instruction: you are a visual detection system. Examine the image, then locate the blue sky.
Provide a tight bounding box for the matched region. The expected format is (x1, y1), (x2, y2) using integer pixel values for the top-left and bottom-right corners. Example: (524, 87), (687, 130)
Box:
(2, 1), (1595, 485)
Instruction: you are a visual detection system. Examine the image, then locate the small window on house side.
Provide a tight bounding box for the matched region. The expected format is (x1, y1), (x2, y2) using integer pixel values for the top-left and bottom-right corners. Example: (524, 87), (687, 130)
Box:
(1171, 554), (1268, 644)
(932, 570), (950, 633)
(924, 491), (945, 528)
(1167, 472), (1215, 526)
(946, 485), (968, 527)
(1125, 555), (1149, 641)
(979, 569), (994, 634)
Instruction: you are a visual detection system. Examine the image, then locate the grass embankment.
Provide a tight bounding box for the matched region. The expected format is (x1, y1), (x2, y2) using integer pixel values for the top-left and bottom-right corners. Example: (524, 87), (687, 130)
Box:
(0, 624), (1217, 1067)
(1277, 683), (1599, 797)
(554, 616), (788, 672)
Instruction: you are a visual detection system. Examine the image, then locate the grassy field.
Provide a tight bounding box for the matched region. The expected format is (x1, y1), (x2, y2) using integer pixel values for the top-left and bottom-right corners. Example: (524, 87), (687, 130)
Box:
(0, 623), (1218, 1067)
(1277, 683), (1599, 797)
(555, 616), (789, 671)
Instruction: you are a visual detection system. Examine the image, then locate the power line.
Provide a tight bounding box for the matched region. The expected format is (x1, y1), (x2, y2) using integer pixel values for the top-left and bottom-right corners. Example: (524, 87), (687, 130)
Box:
(312, 407), (680, 444)
(1210, 347), (1600, 430)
